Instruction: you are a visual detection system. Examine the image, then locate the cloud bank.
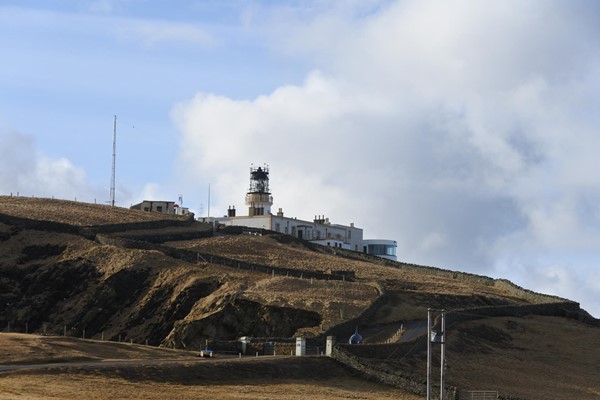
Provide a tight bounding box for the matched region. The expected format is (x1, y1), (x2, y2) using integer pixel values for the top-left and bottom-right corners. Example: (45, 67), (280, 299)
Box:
(0, 132), (90, 200)
(174, 1), (600, 315)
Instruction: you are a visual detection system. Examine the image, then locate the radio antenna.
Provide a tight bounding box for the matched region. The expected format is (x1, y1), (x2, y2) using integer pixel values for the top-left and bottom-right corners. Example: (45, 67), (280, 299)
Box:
(110, 115), (117, 207)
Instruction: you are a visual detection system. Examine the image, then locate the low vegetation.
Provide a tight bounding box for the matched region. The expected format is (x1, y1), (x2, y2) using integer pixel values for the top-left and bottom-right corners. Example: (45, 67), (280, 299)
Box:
(1, 196), (598, 399)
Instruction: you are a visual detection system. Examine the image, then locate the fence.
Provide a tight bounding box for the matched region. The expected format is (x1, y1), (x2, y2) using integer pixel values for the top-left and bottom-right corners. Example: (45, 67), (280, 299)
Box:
(95, 233), (355, 283)
(2, 321), (153, 346)
(469, 391), (498, 400)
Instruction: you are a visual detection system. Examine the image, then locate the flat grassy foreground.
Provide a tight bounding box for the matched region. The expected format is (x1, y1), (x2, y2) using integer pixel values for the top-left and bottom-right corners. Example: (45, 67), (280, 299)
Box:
(0, 334), (420, 400)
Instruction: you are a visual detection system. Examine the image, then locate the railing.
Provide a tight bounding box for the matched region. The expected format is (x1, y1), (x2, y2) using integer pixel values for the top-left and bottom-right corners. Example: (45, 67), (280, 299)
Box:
(469, 391), (498, 400)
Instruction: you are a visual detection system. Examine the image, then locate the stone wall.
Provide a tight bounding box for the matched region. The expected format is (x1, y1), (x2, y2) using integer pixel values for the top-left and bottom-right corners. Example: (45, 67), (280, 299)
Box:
(0, 212), (196, 240)
(95, 234), (354, 283)
(331, 345), (457, 399)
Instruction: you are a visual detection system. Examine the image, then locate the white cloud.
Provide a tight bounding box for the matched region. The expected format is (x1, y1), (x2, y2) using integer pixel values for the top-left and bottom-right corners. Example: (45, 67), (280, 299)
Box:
(0, 132), (100, 202)
(173, 1), (600, 316)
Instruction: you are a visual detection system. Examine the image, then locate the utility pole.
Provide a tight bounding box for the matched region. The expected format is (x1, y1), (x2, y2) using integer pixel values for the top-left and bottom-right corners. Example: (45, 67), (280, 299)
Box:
(110, 115), (117, 207)
(427, 308), (447, 400)
(427, 308), (432, 400)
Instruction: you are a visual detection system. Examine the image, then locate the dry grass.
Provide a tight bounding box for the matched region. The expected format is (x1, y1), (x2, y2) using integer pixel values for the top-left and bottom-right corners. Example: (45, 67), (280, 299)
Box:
(446, 315), (600, 399)
(0, 196), (184, 226)
(169, 235), (525, 300)
(374, 315), (600, 400)
(0, 334), (421, 400)
(0, 372), (421, 400)
(243, 277), (379, 330)
(0, 333), (194, 365)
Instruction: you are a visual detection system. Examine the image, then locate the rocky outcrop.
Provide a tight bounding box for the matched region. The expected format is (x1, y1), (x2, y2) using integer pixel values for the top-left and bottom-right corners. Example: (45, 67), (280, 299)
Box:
(162, 299), (322, 350)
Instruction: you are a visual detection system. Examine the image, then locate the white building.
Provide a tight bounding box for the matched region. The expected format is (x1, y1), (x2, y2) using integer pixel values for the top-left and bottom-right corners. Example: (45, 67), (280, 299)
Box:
(211, 165), (396, 260)
(130, 200), (190, 215)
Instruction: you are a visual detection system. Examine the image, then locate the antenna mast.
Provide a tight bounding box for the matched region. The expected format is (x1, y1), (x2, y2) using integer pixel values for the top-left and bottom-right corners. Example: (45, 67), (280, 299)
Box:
(110, 115), (117, 207)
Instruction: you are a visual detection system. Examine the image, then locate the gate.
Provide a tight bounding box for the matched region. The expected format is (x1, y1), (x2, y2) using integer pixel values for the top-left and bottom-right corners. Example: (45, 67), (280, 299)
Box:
(469, 391), (498, 400)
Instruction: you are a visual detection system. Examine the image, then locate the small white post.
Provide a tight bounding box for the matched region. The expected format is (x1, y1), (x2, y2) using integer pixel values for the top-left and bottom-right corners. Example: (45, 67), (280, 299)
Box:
(295, 337), (306, 357)
(326, 336), (336, 356)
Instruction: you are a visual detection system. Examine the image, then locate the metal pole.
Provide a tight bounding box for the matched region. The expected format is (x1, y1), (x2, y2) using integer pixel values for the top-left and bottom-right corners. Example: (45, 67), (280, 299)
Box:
(440, 310), (446, 400)
(427, 308), (432, 400)
(110, 115), (117, 207)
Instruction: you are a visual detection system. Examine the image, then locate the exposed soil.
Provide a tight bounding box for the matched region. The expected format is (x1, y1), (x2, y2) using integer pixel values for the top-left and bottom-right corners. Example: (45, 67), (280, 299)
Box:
(1, 197), (599, 399)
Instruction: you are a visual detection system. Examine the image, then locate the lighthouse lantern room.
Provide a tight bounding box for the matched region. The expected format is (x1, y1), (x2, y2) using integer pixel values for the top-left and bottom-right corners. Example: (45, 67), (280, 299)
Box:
(246, 164), (273, 216)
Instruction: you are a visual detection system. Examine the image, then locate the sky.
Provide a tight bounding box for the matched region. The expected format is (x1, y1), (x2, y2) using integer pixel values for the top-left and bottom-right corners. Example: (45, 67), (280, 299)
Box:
(1, 0), (599, 317)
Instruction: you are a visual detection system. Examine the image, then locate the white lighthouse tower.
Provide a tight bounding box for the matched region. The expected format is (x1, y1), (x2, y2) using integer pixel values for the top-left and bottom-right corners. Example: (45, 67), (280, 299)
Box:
(245, 164), (273, 216)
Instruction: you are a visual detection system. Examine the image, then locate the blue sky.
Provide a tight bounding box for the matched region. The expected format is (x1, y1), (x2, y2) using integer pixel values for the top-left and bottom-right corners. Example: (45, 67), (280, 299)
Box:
(1, 0), (600, 317)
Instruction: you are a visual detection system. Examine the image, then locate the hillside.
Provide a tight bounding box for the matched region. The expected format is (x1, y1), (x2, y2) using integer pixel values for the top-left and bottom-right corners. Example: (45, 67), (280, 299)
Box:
(0, 334), (418, 400)
(1, 196), (599, 399)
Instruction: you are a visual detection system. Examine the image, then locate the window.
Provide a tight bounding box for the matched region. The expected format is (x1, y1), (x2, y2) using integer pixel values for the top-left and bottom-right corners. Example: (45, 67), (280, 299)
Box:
(156, 206), (163, 212)
(367, 244), (396, 257)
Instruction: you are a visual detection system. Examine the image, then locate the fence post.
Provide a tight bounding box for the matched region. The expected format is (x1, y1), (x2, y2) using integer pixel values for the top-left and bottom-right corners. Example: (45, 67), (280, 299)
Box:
(82, 329), (85, 339)
(25, 322), (28, 334)
(64, 325), (67, 337)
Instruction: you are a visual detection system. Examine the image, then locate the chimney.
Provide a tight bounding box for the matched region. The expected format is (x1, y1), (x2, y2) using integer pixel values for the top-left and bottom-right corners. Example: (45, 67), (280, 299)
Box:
(277, 208), (284, 217)
(227, 206), (236, 217)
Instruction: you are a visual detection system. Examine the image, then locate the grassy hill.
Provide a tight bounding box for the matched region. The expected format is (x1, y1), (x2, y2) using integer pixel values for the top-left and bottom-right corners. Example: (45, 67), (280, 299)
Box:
(0, 196), (598, 399)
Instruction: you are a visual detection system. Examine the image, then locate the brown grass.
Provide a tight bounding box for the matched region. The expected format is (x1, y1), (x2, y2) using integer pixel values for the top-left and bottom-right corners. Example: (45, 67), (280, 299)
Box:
(0, 196), (184, 226)
(446, 315), (600, 399)
(0, 334), (421, 400)
(0, 372), (421, 400)
(371, 315), (600, 400)
(169, 235), (527, 300)
(0, 333), (194, 365)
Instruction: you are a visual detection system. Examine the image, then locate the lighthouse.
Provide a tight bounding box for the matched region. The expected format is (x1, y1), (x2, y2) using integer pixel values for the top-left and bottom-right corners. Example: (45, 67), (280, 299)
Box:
(245, 165), (273, 216)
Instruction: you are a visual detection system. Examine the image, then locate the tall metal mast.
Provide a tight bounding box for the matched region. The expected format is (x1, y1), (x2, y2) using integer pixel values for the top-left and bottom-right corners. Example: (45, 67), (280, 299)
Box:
(110, 115), (117, 207)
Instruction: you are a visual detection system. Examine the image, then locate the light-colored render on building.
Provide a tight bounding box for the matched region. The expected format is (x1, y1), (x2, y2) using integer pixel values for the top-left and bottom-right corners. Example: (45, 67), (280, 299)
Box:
(130, 200), (189, 215)
(219, 212), (364, 252)
(210, 165), (397, 261)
